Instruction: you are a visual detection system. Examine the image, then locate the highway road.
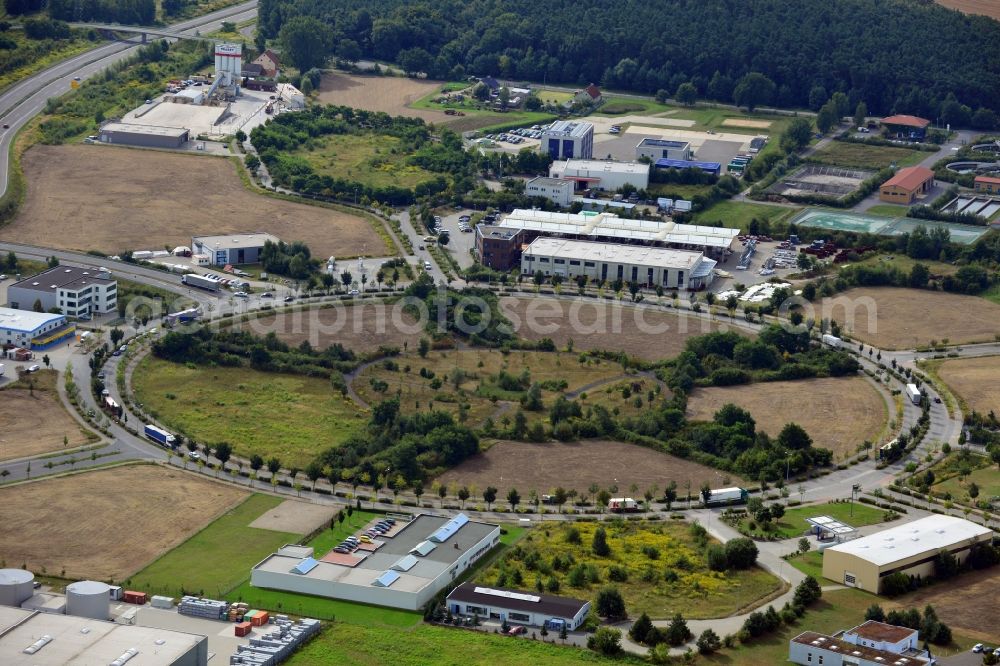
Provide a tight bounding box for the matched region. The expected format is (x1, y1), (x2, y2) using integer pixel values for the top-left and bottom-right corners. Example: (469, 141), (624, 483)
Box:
(0, 0), (258, 199)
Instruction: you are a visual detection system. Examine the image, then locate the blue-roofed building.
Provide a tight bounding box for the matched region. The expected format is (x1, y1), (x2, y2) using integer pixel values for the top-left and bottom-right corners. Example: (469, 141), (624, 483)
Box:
(251, 514), (500, 610)
(635, 138), (692, 162)
(0, 307), (73, 350)
(654, 158), (722, 176)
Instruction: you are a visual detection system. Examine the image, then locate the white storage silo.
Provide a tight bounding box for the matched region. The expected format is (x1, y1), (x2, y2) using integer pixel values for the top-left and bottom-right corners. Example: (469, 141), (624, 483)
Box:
(0, 569), (35, 607)
(66, 580), (111, 620)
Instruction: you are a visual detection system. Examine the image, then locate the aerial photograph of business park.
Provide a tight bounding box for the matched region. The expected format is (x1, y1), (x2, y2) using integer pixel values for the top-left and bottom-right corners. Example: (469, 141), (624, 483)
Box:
(0, 0), (999, 664)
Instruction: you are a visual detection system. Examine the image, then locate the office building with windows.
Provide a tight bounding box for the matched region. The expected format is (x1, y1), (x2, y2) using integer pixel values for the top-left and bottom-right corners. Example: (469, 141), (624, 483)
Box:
(540, 121), (594, 160)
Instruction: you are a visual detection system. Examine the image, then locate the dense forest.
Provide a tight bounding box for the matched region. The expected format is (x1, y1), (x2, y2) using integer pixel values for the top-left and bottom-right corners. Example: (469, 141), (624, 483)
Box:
(258, 0), (1000, 119)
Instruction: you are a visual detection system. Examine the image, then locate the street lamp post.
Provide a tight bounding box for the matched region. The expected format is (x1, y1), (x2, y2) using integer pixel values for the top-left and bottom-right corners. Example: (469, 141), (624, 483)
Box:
(850, 483), (861, 517)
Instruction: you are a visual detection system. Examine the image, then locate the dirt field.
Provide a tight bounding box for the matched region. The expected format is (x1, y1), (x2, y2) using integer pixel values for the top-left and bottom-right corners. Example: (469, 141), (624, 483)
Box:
(435, 439), (743, 497)
(936, 355), (1000, 415)
(245, 304), (419, 352)
(686, 377), (887, 459)
(4, 145), (390, 258)
(499, 296), (753, 361)
(317, 73), (447, 123)
(249, 499), (336, 534)
(824, 287), (1000, 349)
(721, 119), (772, 129)
(0, 370), (95, 461)
(935, 0), (1000, 19)
(890, 567), (1000, 642)
(0, 465), (247, 580)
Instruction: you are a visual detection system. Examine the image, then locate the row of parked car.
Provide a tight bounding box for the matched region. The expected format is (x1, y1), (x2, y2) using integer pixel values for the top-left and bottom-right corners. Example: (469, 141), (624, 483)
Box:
(331, 518), (397, 554)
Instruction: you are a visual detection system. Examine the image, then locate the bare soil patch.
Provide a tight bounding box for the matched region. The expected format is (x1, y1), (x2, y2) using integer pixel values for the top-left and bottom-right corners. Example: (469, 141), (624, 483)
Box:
(825, 287), (1000, 349)
(935, 0), (1000, 19)
(936, 355), (1000, 415)
(721, 118), (772, 129)
(435, 439), (743, 497)
(686, 377), (886, 459)
(0, 369), (95, 461)
(0, 465), (247, 580)
(5, 145), (390, 258)
(245, 304), (418, 352)
(317, 73), (447, 123)
(499, 296), (752, 361)
(889, 567), (1000, 642)
(249, 499), (336, 534)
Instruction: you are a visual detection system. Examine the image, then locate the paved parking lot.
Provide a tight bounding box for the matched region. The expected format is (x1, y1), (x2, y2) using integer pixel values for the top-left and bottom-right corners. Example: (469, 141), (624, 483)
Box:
(130, 606), (255, 661)
(436, 210), (478, 269)
(937, 649), (988, 666)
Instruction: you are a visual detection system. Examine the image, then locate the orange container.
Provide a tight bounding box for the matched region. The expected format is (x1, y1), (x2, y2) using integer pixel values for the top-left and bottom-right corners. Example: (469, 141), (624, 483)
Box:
(123, 591), (147, 604)
(235, 622), (252, 637)
(250, 611), (269, 626)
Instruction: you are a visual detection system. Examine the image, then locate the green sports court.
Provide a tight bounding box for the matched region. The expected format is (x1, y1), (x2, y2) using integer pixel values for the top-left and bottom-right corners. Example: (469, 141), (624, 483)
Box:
(790, 208), (988, 245)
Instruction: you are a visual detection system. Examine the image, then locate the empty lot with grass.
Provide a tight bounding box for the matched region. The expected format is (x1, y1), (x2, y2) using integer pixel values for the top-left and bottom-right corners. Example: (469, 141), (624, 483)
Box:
(499, 296), (752, 362)
(0, 464), (246, 581)
(935, 355), (1000, 415)
(436, 439), (742, 499)
(133, 357), (366, 468)
(810, 142), (929, 169)
(297, 133), (440, 190)
(825, 287), (1000, 349)
(4, 145), (390, 259)
(246, 305), (419, 353)
(317, 72), (446, 122)
(0, 369), (97, 461)
(686, 377), (887, 459)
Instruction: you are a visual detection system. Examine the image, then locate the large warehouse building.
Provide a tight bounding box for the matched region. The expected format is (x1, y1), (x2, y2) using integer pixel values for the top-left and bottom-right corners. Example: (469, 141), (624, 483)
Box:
(821, 515), (992, 594)
(540, 121), (594, 160)
(191, 232), (280, 266)
(550, 159), (650, 192)
(521, 237), (716, 289)
(7, 266), (117, 318)
(494, 208), (739, 258)
(251, 514), (500, 611)
(98, 122), (190, 149)
(0, 606), (208, 665)
(0, 308), (72, 349)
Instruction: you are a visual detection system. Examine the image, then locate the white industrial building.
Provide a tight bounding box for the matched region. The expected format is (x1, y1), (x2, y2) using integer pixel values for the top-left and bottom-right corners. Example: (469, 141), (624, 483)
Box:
(540, 120), (594, 160)
(446, 583), (591, 630)
(0, 605), (208, 666)
(525, 177), (574, 206)
(790, 621), (929, 666)
(549, 159), (650, 192)
(522, 237), (716, 289)
(0, 308), (72, 350)
(496, 208), (739, 258)
(191, 232), (280, 266)
(821, 515), (993, 594)
(251, 514), (500, 611)
(7, 266), (117, 318)
(635, 138), (692, 162)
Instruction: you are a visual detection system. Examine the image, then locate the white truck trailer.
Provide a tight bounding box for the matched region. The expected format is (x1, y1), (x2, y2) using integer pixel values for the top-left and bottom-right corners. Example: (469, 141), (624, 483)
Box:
(608, 497), (640, 513)
(905, 383), (922, 405)
(821, 334), (842, 348)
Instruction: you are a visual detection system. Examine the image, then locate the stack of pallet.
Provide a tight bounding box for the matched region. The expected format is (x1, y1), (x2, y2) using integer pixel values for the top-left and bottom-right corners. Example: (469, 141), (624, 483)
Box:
(150, 596), (174, 609)
(228, 601), (250, 622)
(229, 617), (320, 665)
(178, 595), (229, 620)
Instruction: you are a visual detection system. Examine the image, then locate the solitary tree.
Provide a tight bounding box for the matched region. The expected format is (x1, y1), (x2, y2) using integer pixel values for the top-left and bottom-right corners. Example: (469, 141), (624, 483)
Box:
(457, 486), (470, 508)
(483, 486), (498, 510)
(507, 487), (521, 511)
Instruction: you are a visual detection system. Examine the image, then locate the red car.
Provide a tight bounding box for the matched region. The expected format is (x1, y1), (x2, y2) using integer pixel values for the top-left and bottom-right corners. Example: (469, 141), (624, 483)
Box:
(507, 625), (526, 636)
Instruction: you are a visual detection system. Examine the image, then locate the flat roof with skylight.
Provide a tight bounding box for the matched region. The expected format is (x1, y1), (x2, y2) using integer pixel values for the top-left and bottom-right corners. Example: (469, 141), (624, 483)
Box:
(825, 515), (991, 566)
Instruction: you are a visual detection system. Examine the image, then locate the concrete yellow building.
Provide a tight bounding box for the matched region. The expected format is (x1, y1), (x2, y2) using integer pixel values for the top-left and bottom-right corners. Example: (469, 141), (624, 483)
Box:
(821, 515), (992, 594)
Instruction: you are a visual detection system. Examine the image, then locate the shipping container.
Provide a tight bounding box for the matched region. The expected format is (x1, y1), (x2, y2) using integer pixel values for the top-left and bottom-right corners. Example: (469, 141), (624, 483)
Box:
(235, 622), (252, 637)
(123, 591), (147, 604)
(250, 611), (269, 626)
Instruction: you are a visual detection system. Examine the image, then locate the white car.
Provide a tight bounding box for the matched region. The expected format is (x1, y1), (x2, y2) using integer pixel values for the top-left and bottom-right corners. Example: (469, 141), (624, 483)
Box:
(348, 289), (360, 295)
(233, 292), (249, 298)
(27, 364), (40, 372)
(972, 644), (983, 653)
(0, 274), (7, 280)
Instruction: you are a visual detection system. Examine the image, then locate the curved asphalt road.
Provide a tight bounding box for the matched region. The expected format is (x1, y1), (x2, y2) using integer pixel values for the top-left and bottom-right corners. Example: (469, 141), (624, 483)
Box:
(0, 0), (258, 198)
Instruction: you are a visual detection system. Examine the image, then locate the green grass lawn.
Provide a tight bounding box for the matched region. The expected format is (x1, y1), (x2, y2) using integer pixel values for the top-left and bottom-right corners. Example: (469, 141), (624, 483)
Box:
(927, 451), (997, 502)
(479, 521), (782, 620)
(535, 89), (574, 105)
(864, 204), (910, 218)
(979, 283), (1000, 305)
(786, 550), (824, 580)
(133, 357), (366, 468)
(848, 252), (957, 278)
(741, 501), (893, 540)
(693, 200), (801, 231)
(285, 621), (645, 666)
(128, 494), (299, 598)
(409, 89), (554, 133)
(810, 142), (929, 169)
(648, 182), (716, 200)
(298, 133), (439, 190)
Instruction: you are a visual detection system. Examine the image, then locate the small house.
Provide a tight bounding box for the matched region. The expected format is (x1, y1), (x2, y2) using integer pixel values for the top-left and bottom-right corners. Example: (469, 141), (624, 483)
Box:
(252, 49), (281, 78)
(574, 83), (602, 105)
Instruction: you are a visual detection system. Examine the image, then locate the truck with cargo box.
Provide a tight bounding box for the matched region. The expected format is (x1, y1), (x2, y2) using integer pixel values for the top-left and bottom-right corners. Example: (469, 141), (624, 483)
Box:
(181, 273), (221, 292)
(607, 497), (639, 513)
(703, 487), (749, 507)
(906, 383), (922, 405)
(144, 424), (176, 447)
(821, 334), (842, 348)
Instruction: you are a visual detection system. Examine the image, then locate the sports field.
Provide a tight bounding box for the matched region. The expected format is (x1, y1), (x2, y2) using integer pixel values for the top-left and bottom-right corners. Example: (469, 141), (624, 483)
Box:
(0, 465), (247, 581)
(791, 208), (988, 244)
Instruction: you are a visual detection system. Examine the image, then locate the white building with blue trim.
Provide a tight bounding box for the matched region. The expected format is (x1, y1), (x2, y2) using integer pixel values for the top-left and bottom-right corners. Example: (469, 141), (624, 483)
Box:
(0, 308), (72, 350)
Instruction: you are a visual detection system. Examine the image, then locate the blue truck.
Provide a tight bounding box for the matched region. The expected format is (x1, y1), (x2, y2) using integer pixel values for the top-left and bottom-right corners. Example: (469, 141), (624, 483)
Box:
(144, 424), (176, 447)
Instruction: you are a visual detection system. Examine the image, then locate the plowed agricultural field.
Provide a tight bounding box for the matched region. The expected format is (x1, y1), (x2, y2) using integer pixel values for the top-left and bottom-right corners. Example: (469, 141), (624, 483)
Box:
(0, 465), (246, 580)
(317, 73), (446, 123)
(4, 145), (390, 259)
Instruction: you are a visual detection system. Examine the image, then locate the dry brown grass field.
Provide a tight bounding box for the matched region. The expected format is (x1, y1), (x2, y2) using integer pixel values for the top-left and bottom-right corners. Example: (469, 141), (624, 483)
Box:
(0, 465), (247, 580)
(686, 377), (887, 458)
(824, 287), (1000, 349)
(889, 567), (1000, 642)
(499, 296), (752, 361)
(245, 305), (419, 352)
(317, 73), (446, 123)
(935, 355), (1000, 415)
(0, 370), (96, 461)
(436, 439), (744, 498)
(935, 0), (1000, 19)
(3, 145), (390, 258)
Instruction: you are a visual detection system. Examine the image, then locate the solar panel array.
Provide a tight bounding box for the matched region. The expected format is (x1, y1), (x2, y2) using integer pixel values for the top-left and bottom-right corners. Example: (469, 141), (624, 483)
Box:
(372, 570), (401, 587)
